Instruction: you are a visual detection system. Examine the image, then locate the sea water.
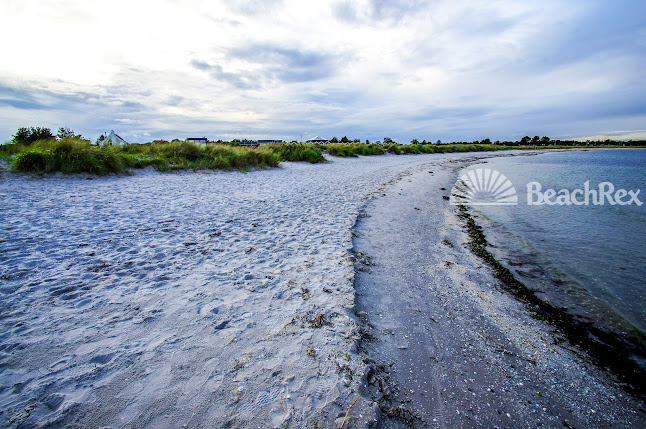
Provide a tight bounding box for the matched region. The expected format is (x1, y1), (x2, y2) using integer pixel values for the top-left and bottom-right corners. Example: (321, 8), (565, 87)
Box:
(467, 149), (646, 336)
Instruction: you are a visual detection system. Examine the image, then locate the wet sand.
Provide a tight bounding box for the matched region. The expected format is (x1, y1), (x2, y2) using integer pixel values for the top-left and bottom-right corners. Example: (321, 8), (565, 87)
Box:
(352, 155), (646, 427)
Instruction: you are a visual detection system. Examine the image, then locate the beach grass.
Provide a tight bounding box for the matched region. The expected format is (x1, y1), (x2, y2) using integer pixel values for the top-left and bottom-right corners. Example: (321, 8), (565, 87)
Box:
(6, 137), (624, 176)
(322, 143), (509, 157)
(14, 138), (126, 175)
(10, 138), (284, 174)
(266, 143), (325, 163)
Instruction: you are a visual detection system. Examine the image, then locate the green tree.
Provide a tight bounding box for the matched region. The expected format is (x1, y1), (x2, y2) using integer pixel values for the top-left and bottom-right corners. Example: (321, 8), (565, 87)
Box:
(13, 126), (54, 145)
(330, 137), (339, 143)
(340, 136), (349, 143)
(411, 138), (420, 145)
(57, 127), (77, 139)
(541, 136), (550, 145)
(520, 136), (531, 145)
(481, 138), (492, 144)
(531, 136), (540, 144)
(13, 127), (30, 144)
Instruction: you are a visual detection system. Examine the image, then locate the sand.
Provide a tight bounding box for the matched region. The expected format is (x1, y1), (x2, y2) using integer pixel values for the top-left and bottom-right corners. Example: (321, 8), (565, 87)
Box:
(352, 156), (646, 427)
(0, 152), (643, 428)
(0, 154), (449, 428)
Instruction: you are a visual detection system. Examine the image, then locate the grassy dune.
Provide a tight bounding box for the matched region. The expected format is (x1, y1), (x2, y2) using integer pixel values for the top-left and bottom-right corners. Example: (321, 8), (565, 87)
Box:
(14, 138), (125, 175)
(2, 137), (588, 175)
(10, 139), (282, 174)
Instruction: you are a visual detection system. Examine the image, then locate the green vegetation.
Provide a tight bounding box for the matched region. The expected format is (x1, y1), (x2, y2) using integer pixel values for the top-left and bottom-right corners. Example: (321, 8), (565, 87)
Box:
(12, 126), (55, 145)
(7, 138), (282, 175)
(14, 138), (125, 175)
(325, 143), (385, 157)
(266, 143), (324, 163)
(322, 142), (508, 157)
(3, 126), (646, 176)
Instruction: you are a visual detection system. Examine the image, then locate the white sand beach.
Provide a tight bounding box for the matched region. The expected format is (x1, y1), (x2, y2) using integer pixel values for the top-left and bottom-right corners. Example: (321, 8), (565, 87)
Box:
(0, 154), (445, 428)
(0, 153), (644, 428)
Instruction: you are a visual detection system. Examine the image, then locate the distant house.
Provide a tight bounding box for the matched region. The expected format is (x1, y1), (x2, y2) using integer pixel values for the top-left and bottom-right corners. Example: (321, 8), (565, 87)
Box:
(306, 136), (329, 144)
(186, 137), (208, 145)
(237, 140), (257, 146)
(97, 130), (128, 146)
(239, 139), (284, 146)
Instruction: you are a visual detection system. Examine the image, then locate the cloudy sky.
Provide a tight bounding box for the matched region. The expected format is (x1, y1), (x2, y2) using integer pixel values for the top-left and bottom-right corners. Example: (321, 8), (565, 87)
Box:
(1, 0), (645, 143)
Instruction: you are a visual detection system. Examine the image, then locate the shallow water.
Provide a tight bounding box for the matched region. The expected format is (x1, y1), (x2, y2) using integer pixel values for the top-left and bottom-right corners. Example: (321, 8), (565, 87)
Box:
(467, 149), (646, 335)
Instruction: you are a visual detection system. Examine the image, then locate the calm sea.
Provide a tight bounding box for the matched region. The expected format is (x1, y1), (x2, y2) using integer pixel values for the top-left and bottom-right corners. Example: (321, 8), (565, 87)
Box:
(467, 149), (646, 336)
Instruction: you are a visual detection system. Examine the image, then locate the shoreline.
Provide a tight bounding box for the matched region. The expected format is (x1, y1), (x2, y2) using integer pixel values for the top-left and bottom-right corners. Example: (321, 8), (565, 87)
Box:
(458, 205), (646, 396)
(1, 150), (644, 427)
(351, 153), (646, 427)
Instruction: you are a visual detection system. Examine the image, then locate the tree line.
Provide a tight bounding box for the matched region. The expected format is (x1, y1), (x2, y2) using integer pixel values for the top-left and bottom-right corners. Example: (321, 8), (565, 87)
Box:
(6, 126), (646, 148)
(11, 126), (84, 145)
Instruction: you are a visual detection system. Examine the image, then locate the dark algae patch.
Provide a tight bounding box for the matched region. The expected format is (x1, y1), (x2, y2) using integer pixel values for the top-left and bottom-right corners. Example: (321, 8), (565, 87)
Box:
(457, 204), (646, 398)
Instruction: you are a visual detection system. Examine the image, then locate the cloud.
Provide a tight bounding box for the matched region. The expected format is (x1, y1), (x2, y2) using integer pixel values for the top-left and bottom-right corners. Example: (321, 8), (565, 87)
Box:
(190, 59), (260, 89)
(227, 0), (283, 16)
(1, 0), (646, 143)
(191, 44), (344, 89)
(369, 0), (428, 21)
(0, 85), (50, 110)
(165, 95), (185, 106)
(332, 0), (359, 22)
(228, 44), (342, 83)
(333, 0), (428, 23)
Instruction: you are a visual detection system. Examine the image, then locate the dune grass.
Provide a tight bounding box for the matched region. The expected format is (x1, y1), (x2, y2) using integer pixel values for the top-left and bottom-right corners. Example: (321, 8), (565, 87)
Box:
(10, 139), (284, 174)
(320, 143), (509, 157)
(120, 141), (282, 171)
(266, 143), (325, 163)
(6, 137), (588, 176)
(325, 143), (385, 157)
(14, 138), (125, 175)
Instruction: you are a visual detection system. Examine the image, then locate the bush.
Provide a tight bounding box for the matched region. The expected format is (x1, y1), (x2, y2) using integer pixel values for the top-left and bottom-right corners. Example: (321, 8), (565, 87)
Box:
(298, 148), (325, 163)
(119, 143), (152, 155)
(385, 145), (402, 154)
(14, 150), (48, 171)
(267, 144), (325, 163)
(326, 144), (358, 157)
(122, 154), (169, 171)
(0, 143), (24, 156)
(14, 138), (125, 174)
(351, 143), (385, 156)
(155, 141), (201, 161)
(202, 144), (280, 169)
(401, 144), (422, 154)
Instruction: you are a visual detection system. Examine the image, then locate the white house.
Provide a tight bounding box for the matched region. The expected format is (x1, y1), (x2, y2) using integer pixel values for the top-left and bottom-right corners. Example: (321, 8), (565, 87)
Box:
(306, 136), (329, 144)
(97, 130), (128, 146)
